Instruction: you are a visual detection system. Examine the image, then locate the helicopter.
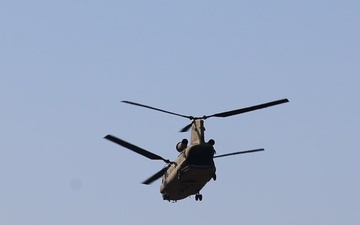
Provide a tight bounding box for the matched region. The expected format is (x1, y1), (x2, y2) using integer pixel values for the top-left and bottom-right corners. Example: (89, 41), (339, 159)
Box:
(104, 98), (289, 202)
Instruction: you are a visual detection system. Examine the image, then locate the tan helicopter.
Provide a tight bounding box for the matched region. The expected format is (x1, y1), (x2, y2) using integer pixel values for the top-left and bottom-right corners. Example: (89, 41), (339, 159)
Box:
(104, 98), (289, 202)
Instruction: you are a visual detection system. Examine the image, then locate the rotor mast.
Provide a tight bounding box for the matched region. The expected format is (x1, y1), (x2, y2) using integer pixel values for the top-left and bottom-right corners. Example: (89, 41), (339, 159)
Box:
(191, 119), (206, 145)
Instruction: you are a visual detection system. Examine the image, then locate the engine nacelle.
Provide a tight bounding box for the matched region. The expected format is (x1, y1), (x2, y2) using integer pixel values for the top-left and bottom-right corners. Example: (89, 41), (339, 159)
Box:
(176, 139), (188, 152)
(207, 139), (215, 146)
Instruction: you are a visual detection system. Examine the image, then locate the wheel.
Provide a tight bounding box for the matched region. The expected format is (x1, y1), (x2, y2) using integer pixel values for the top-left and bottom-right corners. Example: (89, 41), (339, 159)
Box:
(162, 193), (169, 201)
(195, 193), (202, 201)
(213, 173), (217, 181)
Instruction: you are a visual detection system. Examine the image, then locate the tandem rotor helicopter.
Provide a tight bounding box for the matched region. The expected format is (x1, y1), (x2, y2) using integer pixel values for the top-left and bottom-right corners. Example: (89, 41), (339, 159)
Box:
(104, 98), (289, 202)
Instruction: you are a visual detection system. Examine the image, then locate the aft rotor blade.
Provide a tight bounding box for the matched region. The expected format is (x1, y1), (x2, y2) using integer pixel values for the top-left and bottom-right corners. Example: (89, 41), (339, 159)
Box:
(142, 166), (168, 185)
(180, 122), (193, 132)
(207, 99), (289, 118)
(214, 148), (264, 159)
(104, 135), (170, 163)
(122, 101), (192, 119)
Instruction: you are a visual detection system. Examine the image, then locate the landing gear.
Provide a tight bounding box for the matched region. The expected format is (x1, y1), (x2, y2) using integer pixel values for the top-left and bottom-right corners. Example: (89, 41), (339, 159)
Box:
(213, 173), (217, 181)
(195, 193), (203, 201)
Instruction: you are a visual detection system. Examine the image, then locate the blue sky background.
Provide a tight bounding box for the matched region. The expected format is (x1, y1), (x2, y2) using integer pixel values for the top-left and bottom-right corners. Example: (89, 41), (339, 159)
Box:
(1, 1), (359, 224)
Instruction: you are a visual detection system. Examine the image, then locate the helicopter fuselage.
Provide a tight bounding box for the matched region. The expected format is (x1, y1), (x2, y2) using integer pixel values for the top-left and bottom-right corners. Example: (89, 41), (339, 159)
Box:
(104, 98), (288, 201)
(160, 143), (216, 201)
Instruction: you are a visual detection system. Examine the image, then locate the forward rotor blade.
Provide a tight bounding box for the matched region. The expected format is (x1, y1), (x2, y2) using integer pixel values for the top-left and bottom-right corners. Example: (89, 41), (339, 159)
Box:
(122, 101), (192, 119)
(213, 148), (264, 159)
(207, 99), (289, 118)
(104, 135), (170, 163)
(142, 166), (168, 185)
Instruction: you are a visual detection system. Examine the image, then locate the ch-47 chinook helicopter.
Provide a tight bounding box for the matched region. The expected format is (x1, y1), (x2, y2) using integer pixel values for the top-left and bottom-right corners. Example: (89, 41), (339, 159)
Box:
(104, 98), (289, 202)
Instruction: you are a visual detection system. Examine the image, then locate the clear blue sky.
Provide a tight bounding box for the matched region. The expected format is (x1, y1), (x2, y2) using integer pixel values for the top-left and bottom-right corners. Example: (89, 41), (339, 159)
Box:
(1, 1), (359, 224)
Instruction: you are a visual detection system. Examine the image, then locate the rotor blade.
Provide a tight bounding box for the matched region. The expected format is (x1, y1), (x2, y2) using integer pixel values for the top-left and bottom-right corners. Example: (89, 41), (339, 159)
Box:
(179, 122), (193, 132)
(142, 166), (168, 185)
(122, 101), (192, 119)
(207, 98), (289, 118)
(213, 148), (264, 159)
(104, 135), (170, 163)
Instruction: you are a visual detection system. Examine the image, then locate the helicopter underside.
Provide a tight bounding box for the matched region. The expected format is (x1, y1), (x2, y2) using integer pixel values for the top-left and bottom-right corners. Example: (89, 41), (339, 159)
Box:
(160, 164), (216, 201)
